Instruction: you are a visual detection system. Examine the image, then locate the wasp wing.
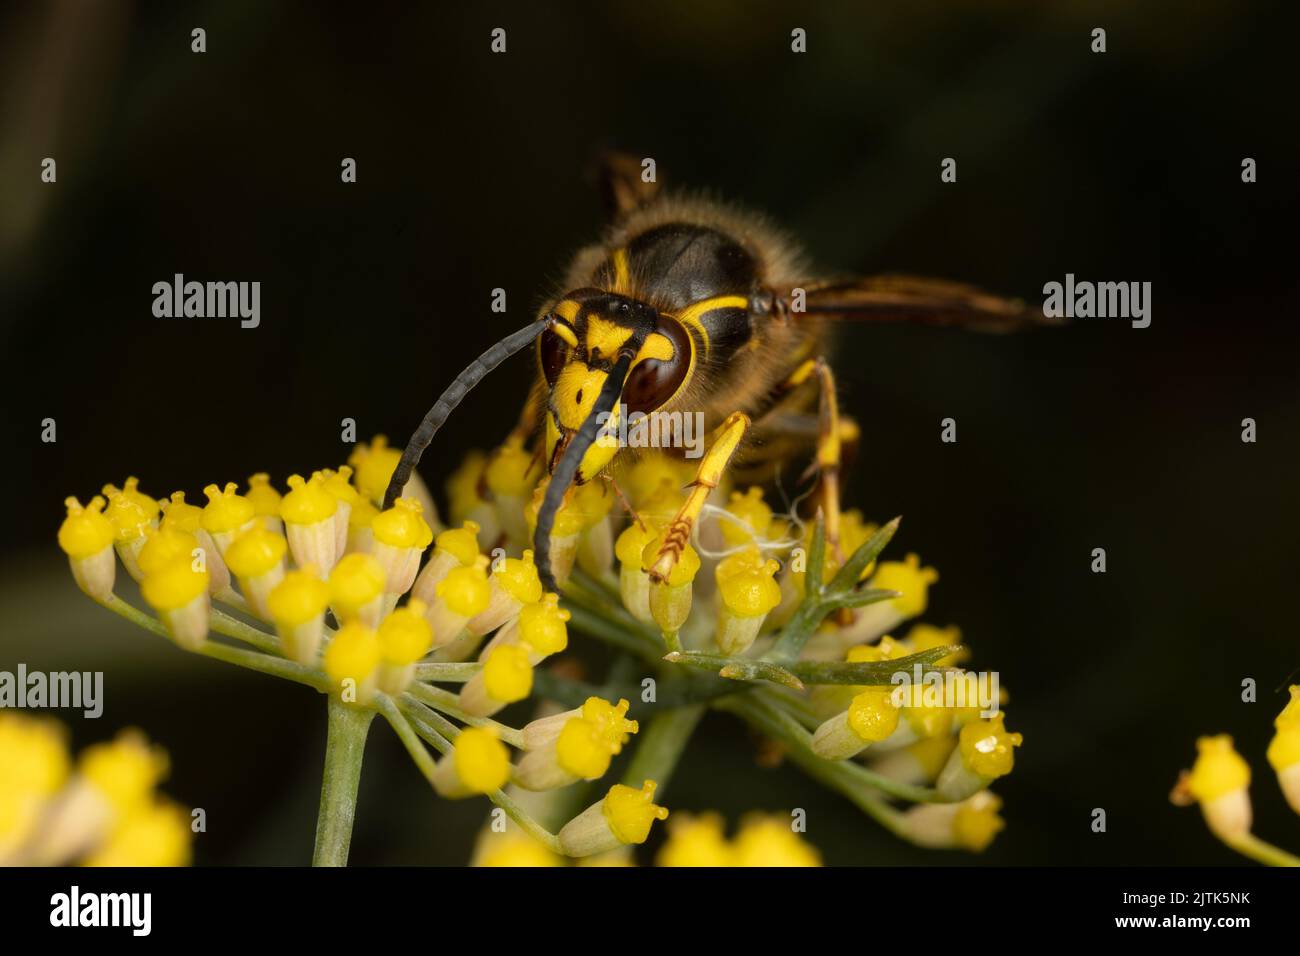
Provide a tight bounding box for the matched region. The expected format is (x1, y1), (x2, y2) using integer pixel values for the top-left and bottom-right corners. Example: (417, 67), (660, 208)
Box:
(591, 149), (663, 223)
(786, 274), (1055, 333)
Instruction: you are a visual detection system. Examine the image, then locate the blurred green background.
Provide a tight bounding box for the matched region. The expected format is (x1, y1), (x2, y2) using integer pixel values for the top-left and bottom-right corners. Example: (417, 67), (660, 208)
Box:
(2, 0), (1297, 865)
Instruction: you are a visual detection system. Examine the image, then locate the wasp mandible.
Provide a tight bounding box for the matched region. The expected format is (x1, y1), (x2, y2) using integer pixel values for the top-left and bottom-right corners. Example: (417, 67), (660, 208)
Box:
(384, 154), (1048, 593)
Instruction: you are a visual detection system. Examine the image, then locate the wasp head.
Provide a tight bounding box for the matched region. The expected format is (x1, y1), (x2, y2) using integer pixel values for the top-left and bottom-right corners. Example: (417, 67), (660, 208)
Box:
(537, 289), (695, 482)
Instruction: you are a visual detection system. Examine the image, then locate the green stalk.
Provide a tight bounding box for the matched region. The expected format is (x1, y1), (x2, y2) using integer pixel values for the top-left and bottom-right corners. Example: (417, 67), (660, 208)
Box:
(312, 698), (375, 867)
(1225, 833), (1300, 867)
(622, 704), (705, 795)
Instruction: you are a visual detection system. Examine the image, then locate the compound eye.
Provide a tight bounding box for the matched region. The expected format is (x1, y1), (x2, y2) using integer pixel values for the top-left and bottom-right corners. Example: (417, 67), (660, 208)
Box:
(623, 318), (692, 415)
(538, 326), (569, 387)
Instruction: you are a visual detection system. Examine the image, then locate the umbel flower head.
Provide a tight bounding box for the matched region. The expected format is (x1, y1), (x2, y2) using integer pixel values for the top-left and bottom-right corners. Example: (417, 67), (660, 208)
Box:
(0, 714), (191, 867)
(61, 433), (1022, 865)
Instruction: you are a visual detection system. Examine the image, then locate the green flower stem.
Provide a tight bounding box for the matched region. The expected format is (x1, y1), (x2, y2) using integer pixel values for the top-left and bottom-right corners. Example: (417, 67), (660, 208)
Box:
(563, 602), (663, 663)
(562, 576), (664, 646)
(758, 686), (824, 729)
(788, 647), (963, 685)
(665, 651), (804, 690)
(404, 683), (525, 747)
(767, 513), (901, 665)
(717, 692), (957, 805)
(412, 661), (481, 682)
(396, 697), (459, 747)
(213, 586), (252, 615)
(621, 704), (705, 794)
(199, 640), (329, 690)
(209, 606), (283, 655)
(569, 566), (622, 605)
(98, 594), (327, 690)
(312, 697), (375, 867)
(1225, 833), (1300, 867)
(390, 696), (566, 855)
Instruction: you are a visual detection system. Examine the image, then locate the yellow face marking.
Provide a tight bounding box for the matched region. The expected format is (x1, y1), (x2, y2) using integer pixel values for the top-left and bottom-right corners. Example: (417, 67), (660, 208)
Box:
(554, 300), (581, 323)
(610, 249), (631, 295)
(636, 333), (674, 364)
(667, 295), (747, 359)
(552, 322), (579, 348)
(552, 363), (611, 430)
(585, 316), (634, 361)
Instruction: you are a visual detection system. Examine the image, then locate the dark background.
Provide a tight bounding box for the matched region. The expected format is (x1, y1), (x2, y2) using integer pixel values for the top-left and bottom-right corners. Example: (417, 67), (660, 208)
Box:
(2, 1), (1297, 865)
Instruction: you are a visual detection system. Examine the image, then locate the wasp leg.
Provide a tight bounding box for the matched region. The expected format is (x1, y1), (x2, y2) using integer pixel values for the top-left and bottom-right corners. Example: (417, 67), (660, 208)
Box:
(647, 412), (750, 583)
(781, 358), (844, 561)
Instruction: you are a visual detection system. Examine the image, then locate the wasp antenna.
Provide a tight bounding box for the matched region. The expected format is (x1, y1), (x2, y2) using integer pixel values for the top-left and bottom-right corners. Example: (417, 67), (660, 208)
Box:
(534, 343), (639, 593)
(383, 317), (550, 511)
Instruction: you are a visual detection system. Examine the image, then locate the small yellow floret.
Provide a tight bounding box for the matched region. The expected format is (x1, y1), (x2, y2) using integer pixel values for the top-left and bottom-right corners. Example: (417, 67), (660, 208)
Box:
(223, 525), (287, 578)
(615, 521), (658, 567)
(266, 569), (330, 626)
(0, 713), (70, 798)
(348, 436), (403, 506)
(601, 780), (668, 845)
(436, 563), (491, 616)
(349, 497), (378, 531)
(494, 551), (543, 604)
(848, 688), (900, 742)
(517, 594), (570, 656)
(280, 473), (337, 525)
(656, 812), (733, 867)
(958, 713), (1023, 780)
(159, 491), (203, 534)
(104, 490), (152, 542)
(79, 730), (168, 815)
(871, 553), (938, 617)
(580, 697), (639, 749)
(716, 550), (782, 617)
(140, 559), (208, 611)
(1267, 723), (1300, 772)
(719, 487), (773, 546)
(1275, 686), (1300, 730)
(622, 455), (692, 506)
(58, 496), (114, 558)
(136, 526), (200, 577)
(732, 814), (822, 867)
(245, 473), (282, 518)
(200, 482), (255, 533)
(377, 601), (433, 664)
(323, 621), (380, 687)
(319, 466), (361, 507)
(1186, 734), (1251, 802)
(329, 553), (386, 617)
(435, 520), (481, 566)
(102, 478), (159, 522)
(372, 497), (433, 549)
(483, 644), (533, 703)
(526, 481), (584, 538)
(476, 830), (563, 867)
(83, 800), (191, 867)
(906, 623), (968, 664)
(484, 438), (536, 497)
(953, 792), (1005, 851)
(556, 717), (615, 779)
(453, 727), (510, 794)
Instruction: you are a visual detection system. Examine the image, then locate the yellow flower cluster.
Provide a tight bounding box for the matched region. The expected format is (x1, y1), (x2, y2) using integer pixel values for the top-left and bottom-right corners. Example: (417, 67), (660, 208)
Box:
(0, 714), (190, 866)
(452, 440), (1021, 855)
(61, 432), (1020, 863)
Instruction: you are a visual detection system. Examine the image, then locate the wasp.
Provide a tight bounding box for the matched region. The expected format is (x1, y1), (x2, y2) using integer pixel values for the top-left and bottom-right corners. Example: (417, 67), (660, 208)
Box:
(384, 153), (1047, 592)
